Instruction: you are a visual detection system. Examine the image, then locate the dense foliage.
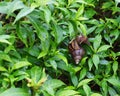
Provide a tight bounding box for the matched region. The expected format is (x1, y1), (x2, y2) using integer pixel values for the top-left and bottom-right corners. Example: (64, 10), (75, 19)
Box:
(0, 0), (120, 96)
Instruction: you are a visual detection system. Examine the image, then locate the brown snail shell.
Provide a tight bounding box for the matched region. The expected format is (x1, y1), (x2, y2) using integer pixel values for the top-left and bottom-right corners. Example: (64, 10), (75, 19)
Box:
(68, 38), (85, 64)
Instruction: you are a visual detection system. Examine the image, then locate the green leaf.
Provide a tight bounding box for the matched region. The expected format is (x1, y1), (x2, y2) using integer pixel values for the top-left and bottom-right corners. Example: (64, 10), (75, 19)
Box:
(101, 79), (108, 96)
(38, 51), (47, 59)
(70, 73), (78, 86)
(112, 61), (118, 75)
(92, 54), (100, 69)
(0, 51), (12, 62)
(68, 21), (75, 38)
(43, 79), (65, 96)
(0, 88), (30, 96)
(87, 26), (97, 34)
(49, 60), (57, 70)
(115, 0), (120, 6)
(88, 58), (93, 71)
(0, 66), (7, 71)
(14, 7), (34, 24)
(76, 4), (84, 18)
(79, 68), (87, 80)
(12, 61), (32, 71)
(83, 84), (91, 96)
(108, 86), (118, 96)
(93, 35), (102, 51)
(77, 79), (93, 88)
(107, 77), (120, 88)
(40, 6), (51, 24)
(55, 53), (68, 65)
(102, 2), (113, 9)
(53, 23), (64, 44)
(91, 93), (102, 96)
(0, 35), (14, 45)
(97, 45), (111, 52)
(56, 89), (79, 96)
(79, 23), (87, 36)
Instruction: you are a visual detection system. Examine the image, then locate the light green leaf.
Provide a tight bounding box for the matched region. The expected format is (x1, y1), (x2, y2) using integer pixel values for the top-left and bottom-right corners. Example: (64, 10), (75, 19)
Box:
(112, 61), (118, 75)
(40, 6), (51, 24)
(0, 88), (30, 96)
(93, 35), (102, 51)
(79, 23), (87, 36)
(79, 68), (87, 80)
(77, 79), (93, 88)
(68, 21), (74, 38)
(56, 89), (79, 96)
(76, 4), (84, 18)
(92, 54), (99, 69)
(0, 39), (11, 45)
(0, 35), (14, 45)
(14, 7), (34, 24)
(70, 73), (78, 86)
(12, 61), (32, 71)
(29, 66), (43, 83)
(97, 45), (111, 52)
(107, 77), (120, 88)
(108, 86), (118, 96)
(0, 66), (7, 71)
(49, 60), (57, 70)
(38, 51), (47, 59)
(91, 93), (102, 96)
(43, 79), (65, 96)
(101, 80), (108, 96)
(83, 84), (91, 96)
(55, 53), (68, 65)
(0, 51), (12, 62)
(88, 58), (93, 71)
(53, 24), (64, 44)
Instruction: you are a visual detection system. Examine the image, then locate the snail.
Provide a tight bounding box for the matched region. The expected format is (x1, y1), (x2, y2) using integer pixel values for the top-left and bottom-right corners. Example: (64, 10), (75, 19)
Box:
(68, 35), (89, 64)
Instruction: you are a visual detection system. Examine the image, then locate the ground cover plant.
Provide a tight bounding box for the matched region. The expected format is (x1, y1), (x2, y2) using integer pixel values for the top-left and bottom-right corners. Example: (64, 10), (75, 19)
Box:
(0, 0), (120, 96)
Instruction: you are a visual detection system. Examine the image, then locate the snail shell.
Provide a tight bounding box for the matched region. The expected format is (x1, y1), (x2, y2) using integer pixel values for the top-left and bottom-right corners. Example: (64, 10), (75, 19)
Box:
(68, 39), (85, 64)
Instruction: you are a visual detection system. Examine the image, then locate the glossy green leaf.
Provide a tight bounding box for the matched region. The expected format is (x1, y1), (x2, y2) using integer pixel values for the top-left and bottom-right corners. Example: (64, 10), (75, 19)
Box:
(28, 66), (43, 83)
(0, 0), (25, 15)
(79, 68), (87, 80)
(70, 73), (78, 86)
(0, 35), (14, 45)
(108, 86), (118, 96)
(112, 61), (118, 75)
(88, 58), (93, 71)
(53, 23), (64, 44)
(0, 66), (7, 71)
(79, 23), (87, 36)
(76, 4), (84, 18)
(14, 7), (34, 24)
(40, 6), (51, 24)
(55, 53), (68, 65)
(83, 84), (91, 96)
(93, 35), (101, 51)
(0, 88), (30, 96)
(91, 93), (102, 96)
(43, 79), (65, 96)
(107, 77), (120, 88)
(12, 61), (32, 71)
(101, 79), (108, 96)
(49, 60), (57, 70)
(97, 45), (111, 52)
(56, 89), (79, 96)
(77, 79), (93, 88)
(92, 54), (100, 69)
(0, 51), (12, 62)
